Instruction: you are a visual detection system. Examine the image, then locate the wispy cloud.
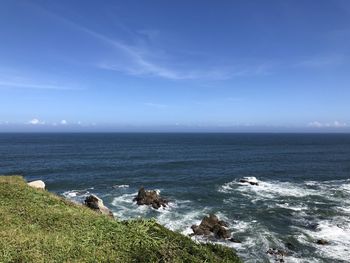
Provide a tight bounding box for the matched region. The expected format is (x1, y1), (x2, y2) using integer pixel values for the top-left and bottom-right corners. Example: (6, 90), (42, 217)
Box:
(43, 9), (271, 80)
(295, 55), (344, 68)
(308, 120), (347, 128)
(0, 81), (81, 90)
(144, 102), (168, 108)
(99, 61), (270, 80)
(0, 68), (83, 91)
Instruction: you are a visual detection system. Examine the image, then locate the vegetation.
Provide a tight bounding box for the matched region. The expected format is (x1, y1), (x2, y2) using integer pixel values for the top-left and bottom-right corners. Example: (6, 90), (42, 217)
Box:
(0, 176), (241, 262)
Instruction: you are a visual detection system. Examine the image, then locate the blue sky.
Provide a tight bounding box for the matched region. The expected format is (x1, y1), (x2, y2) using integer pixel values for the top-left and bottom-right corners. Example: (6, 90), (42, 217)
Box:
(0, 0), (349, 132)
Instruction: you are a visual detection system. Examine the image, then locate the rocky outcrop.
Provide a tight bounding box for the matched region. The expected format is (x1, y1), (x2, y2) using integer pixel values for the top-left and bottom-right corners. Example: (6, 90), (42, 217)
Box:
(28, 180), (45, 189)
(84, 194), (114, 218)
(133, 187), (168, 209)
(239, 176), (259, 186)
(191, 214), (231, 239)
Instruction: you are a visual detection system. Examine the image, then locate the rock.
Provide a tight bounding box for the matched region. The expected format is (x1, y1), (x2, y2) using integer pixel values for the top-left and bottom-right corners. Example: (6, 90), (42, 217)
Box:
(84, 194), (114, 218)
(218, 220), (229, 227)
(306, 222), (319, 231)
(239, 176), (259, 186)
(191, 214), (230, 239)
(266, 248), (286, 262)
(229, 237), (242, 243)
(28, 180), (45, 189)
(133, 187), (168, 209)
(285, 242), (295, 250)
(316, 239), (329, 245)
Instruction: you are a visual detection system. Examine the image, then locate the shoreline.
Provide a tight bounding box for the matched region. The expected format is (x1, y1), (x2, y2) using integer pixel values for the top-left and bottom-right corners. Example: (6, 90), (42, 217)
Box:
(0, 175), (241, 263)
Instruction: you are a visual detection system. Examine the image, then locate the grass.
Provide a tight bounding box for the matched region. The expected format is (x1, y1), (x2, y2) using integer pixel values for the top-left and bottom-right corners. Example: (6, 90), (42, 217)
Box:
(0, 176), (241, 263)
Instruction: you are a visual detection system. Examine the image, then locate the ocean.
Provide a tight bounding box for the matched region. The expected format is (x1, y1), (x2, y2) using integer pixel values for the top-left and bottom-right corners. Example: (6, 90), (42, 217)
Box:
(1, 133), (349, 262)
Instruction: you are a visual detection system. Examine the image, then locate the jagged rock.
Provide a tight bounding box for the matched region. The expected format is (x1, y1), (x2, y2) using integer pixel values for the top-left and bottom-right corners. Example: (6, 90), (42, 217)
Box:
(191, 214), (230, 239)
(84, 194), (114, 218)
(28, 180), (45, 189)
(316, 239), (329, 245)
(239, 176), (259, 186)
(133, 187), (168, 209)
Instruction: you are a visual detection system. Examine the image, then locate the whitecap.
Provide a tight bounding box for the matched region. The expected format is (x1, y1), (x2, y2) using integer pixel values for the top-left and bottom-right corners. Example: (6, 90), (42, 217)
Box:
(275, 203), (308, 211)
(113, 184), (129, 189)
(62, 188), (93, 203)
(220, 179), (320, 200)
(157, 205), (205, 235)
(298, 218), (350, 262)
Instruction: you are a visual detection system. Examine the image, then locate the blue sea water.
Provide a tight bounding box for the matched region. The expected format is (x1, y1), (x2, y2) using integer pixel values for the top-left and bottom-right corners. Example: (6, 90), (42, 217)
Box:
(1, 133), (350, 262)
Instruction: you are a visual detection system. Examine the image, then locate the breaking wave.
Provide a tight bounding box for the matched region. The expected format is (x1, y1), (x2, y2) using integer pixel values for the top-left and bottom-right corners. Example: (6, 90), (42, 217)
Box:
(218, 177), (350, 262)
(61, 178), (350, 262)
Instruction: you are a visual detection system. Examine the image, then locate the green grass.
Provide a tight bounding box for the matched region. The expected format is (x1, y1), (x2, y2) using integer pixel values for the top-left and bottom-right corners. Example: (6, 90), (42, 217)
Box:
(0, 176), (241, 263)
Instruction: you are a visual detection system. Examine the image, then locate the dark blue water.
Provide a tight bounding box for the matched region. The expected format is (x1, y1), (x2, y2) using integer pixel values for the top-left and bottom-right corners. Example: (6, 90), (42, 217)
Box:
(1, 133), (350, 262)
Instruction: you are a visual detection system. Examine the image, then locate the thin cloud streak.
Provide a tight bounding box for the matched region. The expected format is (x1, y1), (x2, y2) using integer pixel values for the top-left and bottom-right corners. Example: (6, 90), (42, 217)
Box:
(0, 81), (82, 91)
(144, 102), (168, 108)
(44, 9), (271, 80)
(294, 55), (345, 68)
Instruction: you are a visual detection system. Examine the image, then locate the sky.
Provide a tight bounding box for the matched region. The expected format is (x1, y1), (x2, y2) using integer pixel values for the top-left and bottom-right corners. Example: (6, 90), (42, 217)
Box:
(0, 0), (349, 132)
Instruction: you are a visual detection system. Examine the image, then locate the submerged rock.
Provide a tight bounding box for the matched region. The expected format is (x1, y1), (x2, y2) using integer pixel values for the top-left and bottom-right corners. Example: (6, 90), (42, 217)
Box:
(191, 214), (231, 239)
(239, 176), (259, 186)
(229, 237), (242, 243)
(285, 242), (295, 250)
(28, 180), (45, 190)
(133, 187), (168, 209)
(316, 239), (329, 245)
(84, 194), (114, 218)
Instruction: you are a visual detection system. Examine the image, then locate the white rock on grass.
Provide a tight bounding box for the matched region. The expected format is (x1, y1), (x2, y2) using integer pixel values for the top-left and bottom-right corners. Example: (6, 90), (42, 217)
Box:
(28, 180), (46, 189)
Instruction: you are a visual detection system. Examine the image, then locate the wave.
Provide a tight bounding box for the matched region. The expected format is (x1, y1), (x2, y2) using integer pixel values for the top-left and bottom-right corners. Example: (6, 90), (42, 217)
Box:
(218, 177), (350, 262)
(62, 188), (94, 203)
(113, 184), (129, 188)
(219, 178), (350, 203)
(62, 178), (350, 262)
(297, 217), (350, 262)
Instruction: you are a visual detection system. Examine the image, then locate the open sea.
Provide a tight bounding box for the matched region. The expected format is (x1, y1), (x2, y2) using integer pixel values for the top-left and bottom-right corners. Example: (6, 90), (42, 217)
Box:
(1, 133), (350, 262)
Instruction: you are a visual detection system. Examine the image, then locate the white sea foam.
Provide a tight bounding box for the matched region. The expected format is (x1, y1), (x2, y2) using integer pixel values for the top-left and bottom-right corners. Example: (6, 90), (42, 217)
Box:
(218, 178), (350, 262)
(339, 183), (350, 194)
(231, 220), (252, 233)
(62, 188), (93, 203)
(113, 184), (129, 188)
(157, 205), (205, 235)
(275, 202), (308, 211)
(298, 218), (350, 262)
(110, 190), (181, 221)
(220, 178), (350, 202)
(110, 192), (142, 219)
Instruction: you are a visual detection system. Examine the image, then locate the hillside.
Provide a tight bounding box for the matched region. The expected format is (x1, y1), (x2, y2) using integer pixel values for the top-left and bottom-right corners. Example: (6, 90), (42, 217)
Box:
(0, 176), (241, 263)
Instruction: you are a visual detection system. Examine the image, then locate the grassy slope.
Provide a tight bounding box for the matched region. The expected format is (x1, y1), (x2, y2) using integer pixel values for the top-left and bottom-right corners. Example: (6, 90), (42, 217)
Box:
(0, 176), (241, 263)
